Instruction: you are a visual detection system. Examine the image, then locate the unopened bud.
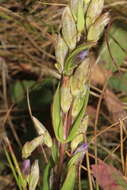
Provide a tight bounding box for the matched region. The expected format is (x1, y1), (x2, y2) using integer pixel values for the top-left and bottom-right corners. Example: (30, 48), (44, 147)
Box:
(22, 159), (31, 176)
(55, 34), (68, 73)
(62, 7), (77, 50)
(61, 76), (72, 113)
(70, 58), (90, 96)
(86, 0), (104, 28)
(71, 133), (84, 153)
(87, 12), (109, 42)
(29, 160), (39, 190)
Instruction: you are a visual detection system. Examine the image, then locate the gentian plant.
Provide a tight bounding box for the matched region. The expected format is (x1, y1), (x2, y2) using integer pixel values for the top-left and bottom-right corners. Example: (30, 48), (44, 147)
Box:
(6, 0), (109, 190)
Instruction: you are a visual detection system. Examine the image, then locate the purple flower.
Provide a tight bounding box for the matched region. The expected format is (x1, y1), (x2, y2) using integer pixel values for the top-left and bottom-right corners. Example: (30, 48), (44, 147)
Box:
(74, 50), (89, 65)
(74, 143), (88, 154)
(22, 159), (31, 175)
(77, 50), (89, 61)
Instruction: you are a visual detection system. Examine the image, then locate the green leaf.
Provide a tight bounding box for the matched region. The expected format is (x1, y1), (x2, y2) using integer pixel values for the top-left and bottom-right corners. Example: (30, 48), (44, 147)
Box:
(51, 142), (59, 163)
(11, 80), (35, 103)
(109, 73), (127, 92)
(52, 84), (62, 141)
(60, 165), (76, 190)
(41, 163), (51, 190)
(68, 152), (83, 168)
(100, 23), (127, 71)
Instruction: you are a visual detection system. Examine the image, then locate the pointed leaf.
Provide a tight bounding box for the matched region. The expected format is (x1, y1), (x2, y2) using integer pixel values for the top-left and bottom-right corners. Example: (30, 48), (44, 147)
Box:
(52, 84), (62, 141)
(42, 163), (52, 190)
(60, 165), (76, 190)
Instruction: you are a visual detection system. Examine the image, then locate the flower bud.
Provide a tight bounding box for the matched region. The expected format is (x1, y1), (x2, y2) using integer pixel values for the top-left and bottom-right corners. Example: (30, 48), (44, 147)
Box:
(29, 160), (39, 190)
(70, 57), (90, 96)
(62, 7), (77, 50)
(87, 12), (110, 42)
(79, 115), (89, 133)
(86, 0), (104, 28)
(71, 133), (84, 153)
(77, 0), (85, 33)
(55, 34), (68, 73)
(61, 76), (72, 113)
(22, 159), (31, 176)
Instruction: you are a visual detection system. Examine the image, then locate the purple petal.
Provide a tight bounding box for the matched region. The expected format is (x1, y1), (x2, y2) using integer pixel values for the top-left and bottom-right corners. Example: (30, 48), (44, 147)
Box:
(22, 159), (31, 175)
(77, 50), (89, 61)
(74, 143), (88, 154)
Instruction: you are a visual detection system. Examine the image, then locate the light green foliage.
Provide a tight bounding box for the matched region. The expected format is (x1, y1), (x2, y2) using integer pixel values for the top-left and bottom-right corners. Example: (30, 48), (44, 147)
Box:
(60, 165), (76, 190)
(41, 163), (52, 190)
(52, 84), (62, 141)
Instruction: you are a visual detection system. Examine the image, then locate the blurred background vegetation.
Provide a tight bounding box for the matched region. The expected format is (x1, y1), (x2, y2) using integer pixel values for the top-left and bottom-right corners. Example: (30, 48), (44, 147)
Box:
(0, 0), (127, 189)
